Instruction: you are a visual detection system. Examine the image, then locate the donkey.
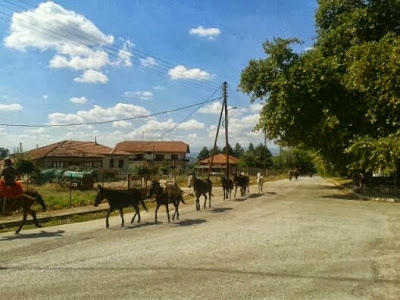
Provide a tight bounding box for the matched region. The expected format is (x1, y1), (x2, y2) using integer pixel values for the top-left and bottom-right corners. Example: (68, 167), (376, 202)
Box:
(1, 190), (46, 234)
(188, 172), (212, 211)
(257, 172), (264, 193)
(221, 176), (233, 200)
(233, 173), (249, 197)
(147, 180), (185, 223)
(94, 185), (148, 228)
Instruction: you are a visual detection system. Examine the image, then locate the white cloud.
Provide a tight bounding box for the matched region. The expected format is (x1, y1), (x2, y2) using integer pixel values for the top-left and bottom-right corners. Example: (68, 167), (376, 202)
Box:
(112, 40), (134, 67)
(176, 119), (205, 130)
(74, 70), (108, 84)
(198, 102), (222, 114)
(123, 91), (153, 100)
(249, 103), (263, 113)
(135, 91), (153, 100)
(70, 97), (88, 104)
(0, 104), (23, 111)
(3, 2), (117, 83)
(48, 103), (151, 125)
(140, 57), (157, 67)
(49, 50), (109, 70)
(112, 120), (132, 128)
(42, 95), (48, 99)
(168, 65), (212, 80)
(189, 26), (221, 40)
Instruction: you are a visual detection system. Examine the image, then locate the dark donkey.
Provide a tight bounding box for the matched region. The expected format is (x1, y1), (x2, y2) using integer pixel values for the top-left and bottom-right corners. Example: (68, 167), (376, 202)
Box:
(94, 185), (148, 228)
(233, 173), (249, 197)
(221, 176), (233, 200)
(1, 190), (46, 234)
(188, 172), (212, 211)
(147, 180), (185, 223)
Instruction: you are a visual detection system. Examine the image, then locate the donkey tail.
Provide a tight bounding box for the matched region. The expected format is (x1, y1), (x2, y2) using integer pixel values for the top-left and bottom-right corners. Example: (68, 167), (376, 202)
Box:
(141, 199), (148, 211)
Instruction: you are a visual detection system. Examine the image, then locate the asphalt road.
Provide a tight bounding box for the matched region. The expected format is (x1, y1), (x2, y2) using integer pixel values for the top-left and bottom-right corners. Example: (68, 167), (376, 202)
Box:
(1, 176), (400, 299)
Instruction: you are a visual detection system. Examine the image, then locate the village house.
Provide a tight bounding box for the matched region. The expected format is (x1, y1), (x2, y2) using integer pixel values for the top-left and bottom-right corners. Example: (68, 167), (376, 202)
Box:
(23, 140), (129, 172)
(111, 141), (190, 175)
(196, 153), (240, 176)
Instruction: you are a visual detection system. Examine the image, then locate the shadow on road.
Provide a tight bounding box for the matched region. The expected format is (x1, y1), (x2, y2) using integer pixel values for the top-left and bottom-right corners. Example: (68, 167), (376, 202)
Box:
(322, 194), (365, 201)
(174, 219), (207, 227)
(125, 222), (155, 229)
(232, 197), (246, 201)
(0, 229), (65, 241)
(209, 207), (233, 213)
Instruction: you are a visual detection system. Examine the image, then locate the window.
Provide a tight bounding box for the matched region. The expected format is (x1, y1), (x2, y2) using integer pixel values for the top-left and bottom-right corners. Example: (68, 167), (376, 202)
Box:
(155, 154), (164, 161)
(118, 159), (124, 168)
(171, 155), (178, 161)
(109, 159), (114, 168)
(52, 161), (64, 168)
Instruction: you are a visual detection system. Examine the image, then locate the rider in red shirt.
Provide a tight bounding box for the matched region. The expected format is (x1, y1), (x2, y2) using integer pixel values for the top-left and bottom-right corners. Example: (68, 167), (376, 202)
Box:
(1, 158), (20, 186)
(0, 158), (23, 198)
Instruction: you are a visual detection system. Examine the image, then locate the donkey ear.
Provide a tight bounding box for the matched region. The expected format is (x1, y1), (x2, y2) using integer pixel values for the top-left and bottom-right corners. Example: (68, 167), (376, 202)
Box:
(97, 184), (102, 190)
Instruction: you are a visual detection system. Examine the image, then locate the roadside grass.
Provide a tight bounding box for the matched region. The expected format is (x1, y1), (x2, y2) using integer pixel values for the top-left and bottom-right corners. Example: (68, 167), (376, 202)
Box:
(325, 176), (400, 201)
(0, 192), (194, 234)
(0, 174), (286, 234)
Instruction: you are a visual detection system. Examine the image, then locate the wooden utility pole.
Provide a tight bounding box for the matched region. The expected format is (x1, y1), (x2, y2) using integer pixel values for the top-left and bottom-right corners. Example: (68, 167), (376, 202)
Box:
(207, 82), (228, 179)
(223, 82), (229, 178)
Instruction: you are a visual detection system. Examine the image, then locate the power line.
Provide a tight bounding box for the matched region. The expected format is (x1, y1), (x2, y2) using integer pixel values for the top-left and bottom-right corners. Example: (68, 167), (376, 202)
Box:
(0, 96), (223, 128)
(0, 0), (221, 90)
(161, 85), (223, 138)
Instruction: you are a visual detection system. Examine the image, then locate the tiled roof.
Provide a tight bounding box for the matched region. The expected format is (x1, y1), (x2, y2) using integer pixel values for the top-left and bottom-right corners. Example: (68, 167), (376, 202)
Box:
(111, 141), (190, 154)
(25, 140), (113, 159)
(199, 153), (239, 165)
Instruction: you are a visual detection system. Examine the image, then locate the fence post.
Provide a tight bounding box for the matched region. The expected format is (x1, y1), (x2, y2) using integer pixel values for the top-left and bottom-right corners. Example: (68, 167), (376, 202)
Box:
(69, 174), (72, 206)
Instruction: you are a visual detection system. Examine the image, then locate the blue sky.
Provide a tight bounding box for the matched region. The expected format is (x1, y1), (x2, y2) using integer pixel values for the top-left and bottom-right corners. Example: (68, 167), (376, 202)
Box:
(0, 0), (317, 154)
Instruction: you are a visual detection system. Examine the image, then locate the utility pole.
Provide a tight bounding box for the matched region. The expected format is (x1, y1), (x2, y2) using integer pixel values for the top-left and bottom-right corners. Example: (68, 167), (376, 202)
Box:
(208, 82), (227, 179)
(223, 82), (229, 178)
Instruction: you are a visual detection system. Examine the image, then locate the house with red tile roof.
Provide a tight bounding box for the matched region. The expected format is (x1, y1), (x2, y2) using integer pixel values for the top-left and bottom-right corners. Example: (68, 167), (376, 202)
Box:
(111, 141), (190, 174)
(196, 153), (239, 176)
(19, 140), (191, 175)
(23, 140), (129, 171)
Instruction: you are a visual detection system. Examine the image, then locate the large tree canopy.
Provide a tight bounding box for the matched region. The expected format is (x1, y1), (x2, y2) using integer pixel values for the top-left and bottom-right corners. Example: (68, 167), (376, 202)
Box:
(239, 0), (400, 174)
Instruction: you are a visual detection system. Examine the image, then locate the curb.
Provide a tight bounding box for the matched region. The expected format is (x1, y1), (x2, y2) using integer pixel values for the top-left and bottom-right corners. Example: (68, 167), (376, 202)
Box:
(0, 207), (110, 229)
(328, 178), (400, 203)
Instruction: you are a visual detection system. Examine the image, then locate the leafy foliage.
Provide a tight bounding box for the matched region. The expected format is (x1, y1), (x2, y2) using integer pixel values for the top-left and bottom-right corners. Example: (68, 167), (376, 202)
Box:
(239, 0), (400, 175)
(0, 147), (9, 159)
(14, 158), (35, 175)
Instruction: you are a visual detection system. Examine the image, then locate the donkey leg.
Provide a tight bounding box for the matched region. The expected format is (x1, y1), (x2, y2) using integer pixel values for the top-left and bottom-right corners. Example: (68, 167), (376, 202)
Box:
(173, 203), (179, 220)
(131, 209), (141, 223)
(15, 212), (28, 234)
(119, 208), (125, 227)
(30, 210), (42, 228)
(203, 195), (208, 209)
(165, 204), (170, 223)
(155, 203), (160, 223)
(131, 204), (141, 223)
(106, 210), (112, 228)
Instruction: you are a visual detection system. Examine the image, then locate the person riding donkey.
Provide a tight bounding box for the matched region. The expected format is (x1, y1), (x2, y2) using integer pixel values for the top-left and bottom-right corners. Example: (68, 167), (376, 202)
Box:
(0, 158), (24, 214)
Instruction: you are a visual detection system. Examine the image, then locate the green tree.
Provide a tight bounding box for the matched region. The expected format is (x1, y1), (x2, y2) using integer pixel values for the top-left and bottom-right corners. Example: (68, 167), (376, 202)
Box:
(239, 0), (400, 175)
(247, 143), (255, 153)
(0, 147), (9, 159)
(222, 143), (234, 156)
(14, 158), (35, 176)
(232, 142), (245, 158)
(197, 147), (210, 161)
